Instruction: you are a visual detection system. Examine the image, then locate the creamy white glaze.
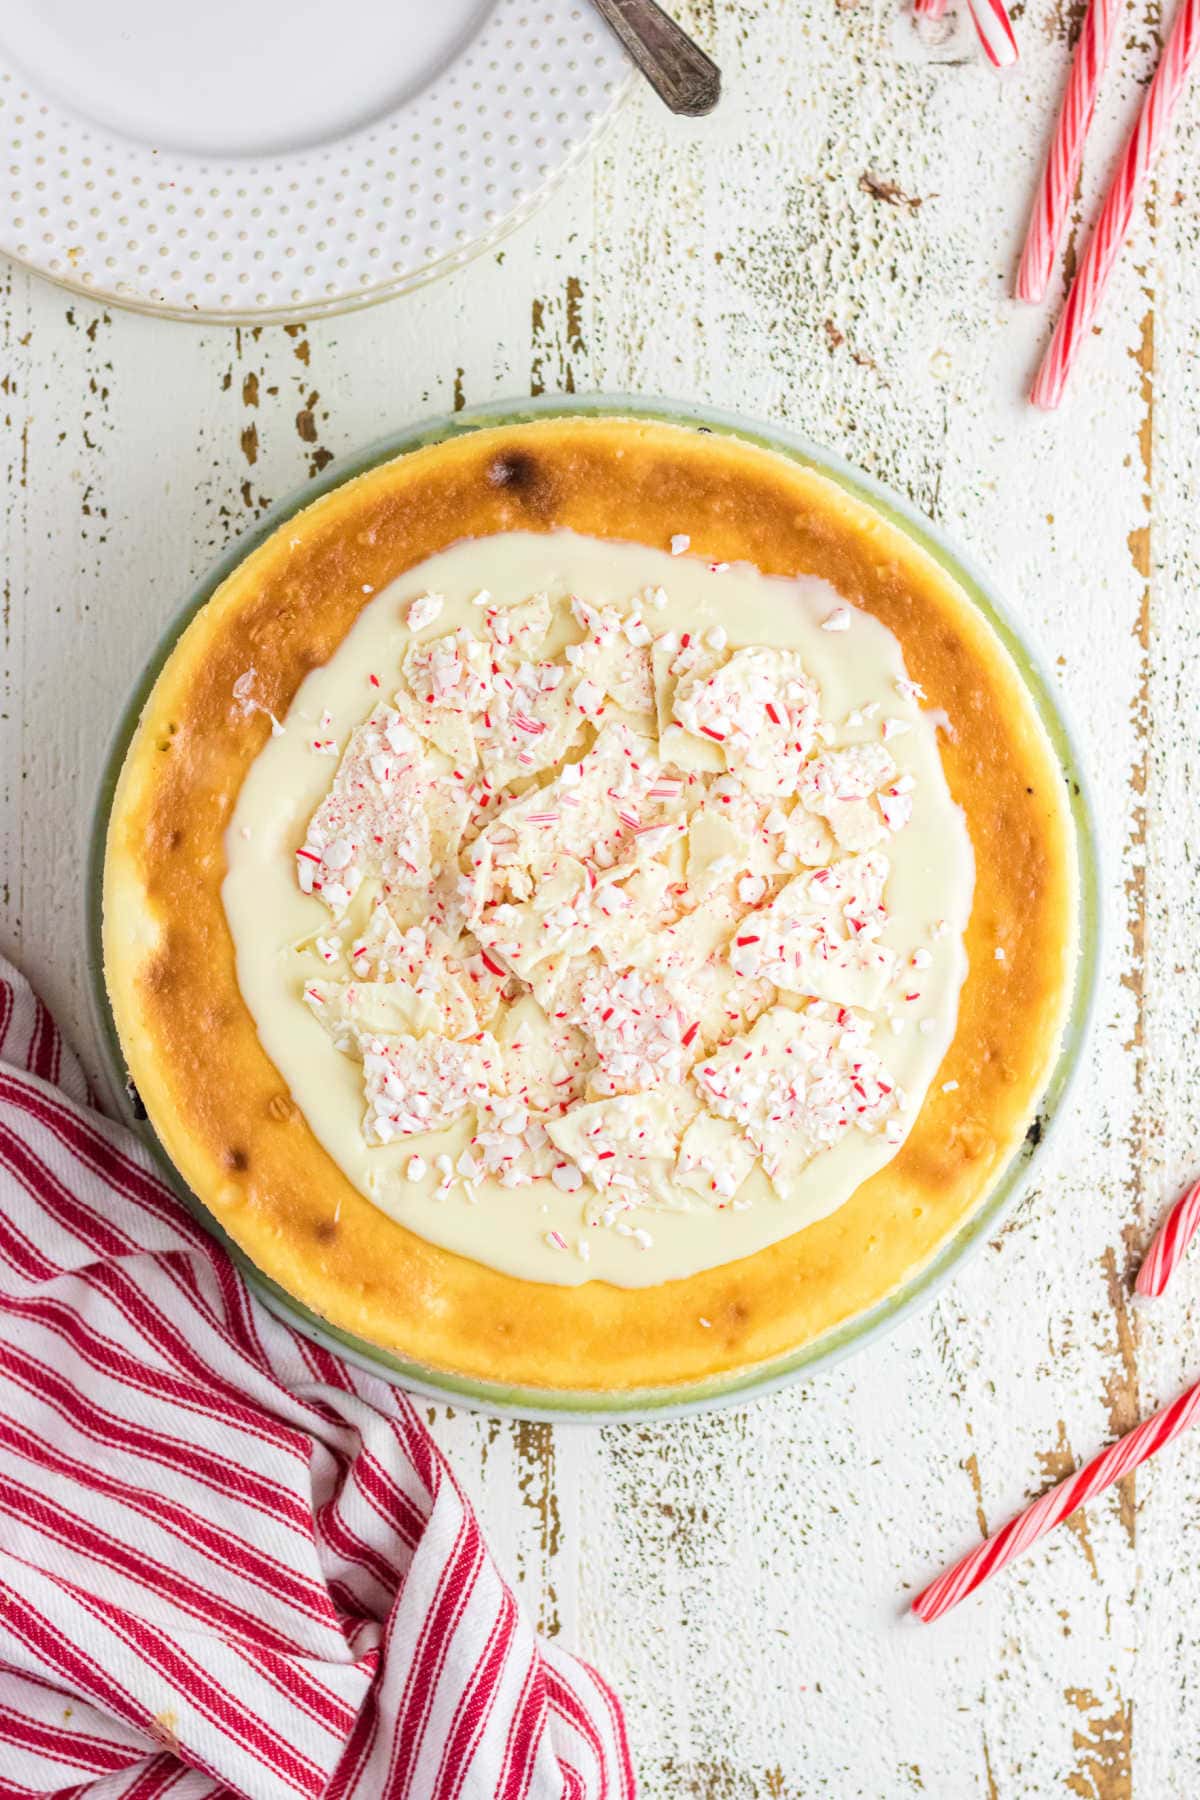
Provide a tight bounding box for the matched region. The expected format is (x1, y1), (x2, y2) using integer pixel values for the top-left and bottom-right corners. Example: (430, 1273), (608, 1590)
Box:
(222, 530), (974, 1287)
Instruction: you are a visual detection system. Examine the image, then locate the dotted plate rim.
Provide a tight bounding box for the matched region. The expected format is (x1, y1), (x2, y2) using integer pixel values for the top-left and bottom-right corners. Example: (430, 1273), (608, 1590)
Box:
(0, 1), (631, 323)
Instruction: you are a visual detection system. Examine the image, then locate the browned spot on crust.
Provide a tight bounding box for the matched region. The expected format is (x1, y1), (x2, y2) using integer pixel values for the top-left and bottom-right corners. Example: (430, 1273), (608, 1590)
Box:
(224, 1146), (249, 1173)
(486, 449), (556, 517)
(947, 1117), (994, 1163)
(488, 449), (530, 487)
(1064, 1688), (1132, 1800)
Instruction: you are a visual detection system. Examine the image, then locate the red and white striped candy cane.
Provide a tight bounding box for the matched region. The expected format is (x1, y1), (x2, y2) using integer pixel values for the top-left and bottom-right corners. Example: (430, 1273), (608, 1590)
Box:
(912, 1379), (1200, 1621)
(965, 0), (1019, 67)
(1016, 0), (1120, 303)
(1033, 0), (1200, 406)
(914, 0), (949, 21)
(1136, 1177), (1200, 1298)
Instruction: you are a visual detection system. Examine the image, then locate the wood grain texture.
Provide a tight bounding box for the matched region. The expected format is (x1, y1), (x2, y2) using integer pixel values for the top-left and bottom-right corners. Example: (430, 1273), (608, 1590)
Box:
(3, 0), (1198, 1787)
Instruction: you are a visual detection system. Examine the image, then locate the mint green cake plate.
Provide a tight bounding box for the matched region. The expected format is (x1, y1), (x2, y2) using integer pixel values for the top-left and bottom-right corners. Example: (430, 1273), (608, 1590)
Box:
(85, 395), (1101, 1422)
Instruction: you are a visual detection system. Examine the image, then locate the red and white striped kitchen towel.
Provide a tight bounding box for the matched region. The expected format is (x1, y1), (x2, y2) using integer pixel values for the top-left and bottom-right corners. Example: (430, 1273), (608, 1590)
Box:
(0, 955), (633, 1800)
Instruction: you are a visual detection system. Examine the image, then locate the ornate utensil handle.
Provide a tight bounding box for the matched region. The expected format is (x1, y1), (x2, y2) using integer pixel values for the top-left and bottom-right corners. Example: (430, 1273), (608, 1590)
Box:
(589, 0), (722, 116)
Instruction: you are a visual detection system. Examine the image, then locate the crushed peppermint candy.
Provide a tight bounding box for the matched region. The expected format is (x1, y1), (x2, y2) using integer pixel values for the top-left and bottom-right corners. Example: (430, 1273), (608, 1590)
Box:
(694, 1005), (902, 1202)
(670, 534), (690, 556)
(285, 576), (962, 1252)
(878, 791), (913, 833)
(406, 592), (445, 632)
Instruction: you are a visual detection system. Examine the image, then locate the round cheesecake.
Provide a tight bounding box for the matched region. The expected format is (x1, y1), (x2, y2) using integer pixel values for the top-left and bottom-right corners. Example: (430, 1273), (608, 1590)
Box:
(102, 415), (1079, 1395)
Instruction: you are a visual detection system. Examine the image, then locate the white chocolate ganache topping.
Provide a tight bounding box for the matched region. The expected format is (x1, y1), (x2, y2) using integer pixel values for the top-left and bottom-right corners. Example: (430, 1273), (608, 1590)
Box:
(223, 530), (974, 1288)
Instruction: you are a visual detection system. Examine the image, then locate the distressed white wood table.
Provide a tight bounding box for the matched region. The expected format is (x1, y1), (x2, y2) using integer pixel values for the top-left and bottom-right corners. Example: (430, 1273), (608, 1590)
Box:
(3, 1), (1198, 1791)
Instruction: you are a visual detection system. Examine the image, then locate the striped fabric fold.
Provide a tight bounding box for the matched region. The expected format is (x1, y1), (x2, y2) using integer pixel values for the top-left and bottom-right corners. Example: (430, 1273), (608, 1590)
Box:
(0, 957), (633, 1800)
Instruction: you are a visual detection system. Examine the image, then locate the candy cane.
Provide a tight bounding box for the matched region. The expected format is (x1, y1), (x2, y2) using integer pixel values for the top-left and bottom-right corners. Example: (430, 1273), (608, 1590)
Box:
(965, 0), (1019, 67)
(914, 0), (949, 19)
(912, 1379), (1200, 1621)
(1136, 1177), (1200, 1298)
(1016, 0), (1121, 303)
(1033, 0), (1200, 406)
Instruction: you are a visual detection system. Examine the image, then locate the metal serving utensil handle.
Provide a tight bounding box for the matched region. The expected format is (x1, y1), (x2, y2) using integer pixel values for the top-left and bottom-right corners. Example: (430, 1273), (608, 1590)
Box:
(589, 0), (722, 116)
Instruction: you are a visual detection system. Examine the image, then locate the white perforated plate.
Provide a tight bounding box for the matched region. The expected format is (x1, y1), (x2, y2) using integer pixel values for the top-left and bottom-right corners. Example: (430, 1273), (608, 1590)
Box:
(0, 0), (629, 322)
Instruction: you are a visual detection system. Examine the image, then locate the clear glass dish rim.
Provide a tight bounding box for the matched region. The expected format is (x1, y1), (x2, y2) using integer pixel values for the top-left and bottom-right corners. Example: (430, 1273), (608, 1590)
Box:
(84, 392), (1104, 1423)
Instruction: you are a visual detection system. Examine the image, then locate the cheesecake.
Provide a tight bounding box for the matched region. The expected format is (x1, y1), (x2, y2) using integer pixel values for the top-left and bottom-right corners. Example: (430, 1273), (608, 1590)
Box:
(102, 416), (1078, 1394)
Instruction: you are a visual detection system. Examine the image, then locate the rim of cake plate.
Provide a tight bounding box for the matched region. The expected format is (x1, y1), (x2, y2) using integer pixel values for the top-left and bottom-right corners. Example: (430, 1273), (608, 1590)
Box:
(83, 393), (1104, 1423)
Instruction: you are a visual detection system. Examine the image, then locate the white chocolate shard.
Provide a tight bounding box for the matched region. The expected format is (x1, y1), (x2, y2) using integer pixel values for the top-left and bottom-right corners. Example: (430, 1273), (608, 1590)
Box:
(676, 1112), (758, 1203)
(692, 1004), (899, 1203)
(547, 1090), (692, 1215)
(567, 598), (656, 718)
(299, 705), (469, 917)
(358, 1031), (501, 1144)
(728, 852), (896, 1009)
(673, 646), (821, 797)
(798, 744), (898, 850)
